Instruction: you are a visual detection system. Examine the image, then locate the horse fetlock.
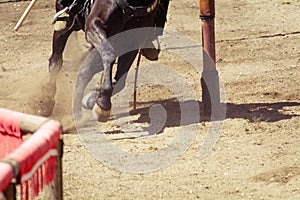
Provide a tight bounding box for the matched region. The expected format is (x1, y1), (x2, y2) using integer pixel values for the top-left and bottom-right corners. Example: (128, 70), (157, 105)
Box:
(49, 62), (62, 74)
(100, 88), (113, 97)
(38, 97), (55, 117)
(49, 55), (62, 70)
(95, 95), (111, 111)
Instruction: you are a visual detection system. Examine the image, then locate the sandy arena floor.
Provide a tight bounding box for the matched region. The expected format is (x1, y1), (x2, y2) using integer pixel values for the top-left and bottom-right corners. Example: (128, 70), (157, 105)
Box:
(0, 0), (299, 199)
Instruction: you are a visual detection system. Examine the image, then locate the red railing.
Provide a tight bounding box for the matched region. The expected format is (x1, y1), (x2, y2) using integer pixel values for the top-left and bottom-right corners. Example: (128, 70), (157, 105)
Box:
(0, 108), (63, 200)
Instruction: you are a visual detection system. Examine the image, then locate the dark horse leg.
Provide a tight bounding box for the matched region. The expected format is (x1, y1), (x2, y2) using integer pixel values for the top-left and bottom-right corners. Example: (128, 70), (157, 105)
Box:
(38, 0), (81, 116)
(113, 50), (139, 94)
(73, 48), (103, 119)
(84, 2), (117, 122)
(82, 0), (158, 122)
(91, 38), (116, 122)
(38, 28), (74, 116)
(74, 49), (138, 120)
(85, 29), (145, 122)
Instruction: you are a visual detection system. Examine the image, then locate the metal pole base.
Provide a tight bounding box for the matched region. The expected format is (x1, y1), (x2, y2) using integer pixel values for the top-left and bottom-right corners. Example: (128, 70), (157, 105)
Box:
(201, 70), (221, 119)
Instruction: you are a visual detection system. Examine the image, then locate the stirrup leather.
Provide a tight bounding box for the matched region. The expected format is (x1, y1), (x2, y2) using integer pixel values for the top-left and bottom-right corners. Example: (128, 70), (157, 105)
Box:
(52, 7), (69, 24)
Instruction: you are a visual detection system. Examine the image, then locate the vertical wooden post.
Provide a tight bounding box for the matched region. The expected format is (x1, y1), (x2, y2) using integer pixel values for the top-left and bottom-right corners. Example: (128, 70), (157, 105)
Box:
(2, 183), (16, 200)
(200, 0), (220, 117)
(54, 139), (63, 200)
(45, 139), (63, 200)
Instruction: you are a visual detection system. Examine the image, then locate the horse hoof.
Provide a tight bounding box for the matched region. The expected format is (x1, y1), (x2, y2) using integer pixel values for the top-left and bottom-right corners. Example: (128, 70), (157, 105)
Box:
(92, 103), (111, 122)
(82, 92), (97, 110)
(38, 98), (55, 117)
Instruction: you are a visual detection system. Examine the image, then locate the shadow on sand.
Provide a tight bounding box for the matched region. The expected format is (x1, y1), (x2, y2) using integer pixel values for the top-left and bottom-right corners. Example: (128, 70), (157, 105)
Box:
(130, 98), (300, 127)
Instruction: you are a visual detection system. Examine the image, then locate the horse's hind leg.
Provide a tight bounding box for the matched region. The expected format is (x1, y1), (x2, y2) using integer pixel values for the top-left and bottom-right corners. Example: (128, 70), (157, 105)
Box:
(38, 29), (73, 116)
(112, 50), (139, 95)
(49, 30), (73, 83)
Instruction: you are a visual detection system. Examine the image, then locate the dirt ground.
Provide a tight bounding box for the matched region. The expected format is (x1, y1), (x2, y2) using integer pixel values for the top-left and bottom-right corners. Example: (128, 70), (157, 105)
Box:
(1, 0), (300, 199)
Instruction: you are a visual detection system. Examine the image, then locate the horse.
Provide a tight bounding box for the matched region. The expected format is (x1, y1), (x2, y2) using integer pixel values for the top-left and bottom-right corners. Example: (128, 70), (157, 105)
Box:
(39, 0), (166, 121)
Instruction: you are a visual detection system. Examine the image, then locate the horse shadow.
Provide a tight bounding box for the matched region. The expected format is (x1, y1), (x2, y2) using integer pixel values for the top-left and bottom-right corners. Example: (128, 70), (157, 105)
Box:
(123, 99), (300, 133)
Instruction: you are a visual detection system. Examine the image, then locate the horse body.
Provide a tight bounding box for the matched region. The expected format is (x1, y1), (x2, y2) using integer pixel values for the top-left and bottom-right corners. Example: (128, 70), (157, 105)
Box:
(41, 0), (161, 121)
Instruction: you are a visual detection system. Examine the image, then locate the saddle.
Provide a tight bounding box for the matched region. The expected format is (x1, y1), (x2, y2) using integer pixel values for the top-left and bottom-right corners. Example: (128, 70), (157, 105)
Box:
(117, 0), (162, 60)
(53, 0), (162, 60)
(53, 0), (160, 27)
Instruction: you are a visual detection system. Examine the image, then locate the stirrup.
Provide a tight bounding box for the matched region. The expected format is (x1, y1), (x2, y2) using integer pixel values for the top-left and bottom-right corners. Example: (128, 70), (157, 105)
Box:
(52, 7), (69, 24)
(52, 7), (75, 31)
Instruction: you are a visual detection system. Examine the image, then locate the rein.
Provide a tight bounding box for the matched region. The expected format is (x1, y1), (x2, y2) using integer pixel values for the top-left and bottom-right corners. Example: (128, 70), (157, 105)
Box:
(81, 0), (94, 19)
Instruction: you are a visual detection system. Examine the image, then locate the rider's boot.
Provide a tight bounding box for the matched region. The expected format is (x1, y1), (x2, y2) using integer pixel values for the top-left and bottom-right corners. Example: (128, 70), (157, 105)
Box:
(53, 0), (85, 31)
(141, 39), (160, 61)
(141, 0), (169, 61)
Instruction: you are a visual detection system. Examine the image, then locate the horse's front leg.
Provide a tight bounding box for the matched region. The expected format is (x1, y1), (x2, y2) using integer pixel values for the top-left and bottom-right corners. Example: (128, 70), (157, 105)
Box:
(93, 62), (114, 122)
(84, 0), (119, 121)
(93, 40), (116, 122)
(86, 28), (116, 122)
(38, 29), (73, 116)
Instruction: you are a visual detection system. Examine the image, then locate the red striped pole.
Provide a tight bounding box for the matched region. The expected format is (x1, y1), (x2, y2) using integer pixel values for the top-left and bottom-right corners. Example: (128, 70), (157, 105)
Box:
(200, 0), (216, 64)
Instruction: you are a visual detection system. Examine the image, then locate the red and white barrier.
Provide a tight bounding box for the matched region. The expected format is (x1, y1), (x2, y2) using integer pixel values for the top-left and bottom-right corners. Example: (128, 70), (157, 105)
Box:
(0, 108), (63, 200)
